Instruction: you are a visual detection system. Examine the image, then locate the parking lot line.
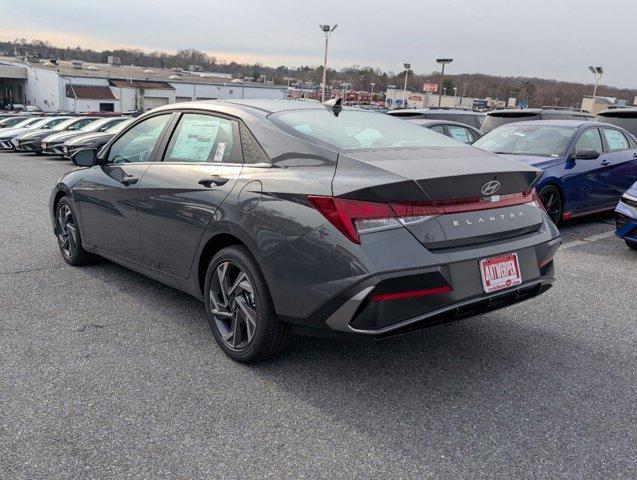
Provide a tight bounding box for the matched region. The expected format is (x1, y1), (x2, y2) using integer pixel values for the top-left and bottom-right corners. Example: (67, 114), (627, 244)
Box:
(561, 230), (616, 250)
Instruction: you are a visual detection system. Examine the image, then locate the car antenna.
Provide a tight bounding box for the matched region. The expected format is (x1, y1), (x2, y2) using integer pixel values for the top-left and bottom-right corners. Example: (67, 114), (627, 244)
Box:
(323, 97), (342, 117)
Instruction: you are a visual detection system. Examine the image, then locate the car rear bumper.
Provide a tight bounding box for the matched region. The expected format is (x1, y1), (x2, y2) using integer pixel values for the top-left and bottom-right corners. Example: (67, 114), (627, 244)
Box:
(271, 216), (561, 339)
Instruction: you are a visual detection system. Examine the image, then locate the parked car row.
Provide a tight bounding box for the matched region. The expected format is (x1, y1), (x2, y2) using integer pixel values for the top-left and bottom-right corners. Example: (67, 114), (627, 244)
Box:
(0, 114), (132, 161)
(388, 107), (637, 247)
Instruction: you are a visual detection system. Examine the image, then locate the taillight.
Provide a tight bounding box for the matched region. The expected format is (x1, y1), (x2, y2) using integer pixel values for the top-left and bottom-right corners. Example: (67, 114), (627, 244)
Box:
(307, 191), (536, 244)
(306, 196), (402, 244)
(529, 188), (547, 212)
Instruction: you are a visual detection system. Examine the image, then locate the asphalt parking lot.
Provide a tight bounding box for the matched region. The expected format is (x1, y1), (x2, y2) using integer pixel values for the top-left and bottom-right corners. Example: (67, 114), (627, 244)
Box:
(1, 152), (635, 479)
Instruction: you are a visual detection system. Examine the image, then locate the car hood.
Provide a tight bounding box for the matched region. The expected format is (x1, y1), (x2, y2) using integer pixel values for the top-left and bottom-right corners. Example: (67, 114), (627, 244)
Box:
(333, 146), (541, 202)
(0, 126), (38, 139)
(65, 132), (113, 146)
(17, 129), (54, 140)
(497, 153), (566, 168)
(43, 130), (84, 143)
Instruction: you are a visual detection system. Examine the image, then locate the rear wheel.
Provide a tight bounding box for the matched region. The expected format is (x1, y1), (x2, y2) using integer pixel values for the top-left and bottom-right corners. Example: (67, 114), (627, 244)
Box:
(204, 245), (290, 363)
(55, 197), (95, 266)
(539, 185), (563, 225)
(626, 240), (637, 250)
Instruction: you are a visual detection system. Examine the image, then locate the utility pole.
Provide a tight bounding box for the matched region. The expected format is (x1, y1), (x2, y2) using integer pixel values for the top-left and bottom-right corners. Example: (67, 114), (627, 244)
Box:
(588, 66), (603, 102)
(319, 25), (338, 102)
(402, 63), (410, 108)
(436, 58), (453, 107)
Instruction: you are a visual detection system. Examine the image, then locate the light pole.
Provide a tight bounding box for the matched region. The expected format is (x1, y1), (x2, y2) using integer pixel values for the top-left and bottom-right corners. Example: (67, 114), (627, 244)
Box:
(341, 82), (351, 103)
(402, 62), (410, 108)
(588, 66), (603, 102)
(369, 82), (375, 104)
(436, 58), (453, 107)
(319, 24), (338, 102)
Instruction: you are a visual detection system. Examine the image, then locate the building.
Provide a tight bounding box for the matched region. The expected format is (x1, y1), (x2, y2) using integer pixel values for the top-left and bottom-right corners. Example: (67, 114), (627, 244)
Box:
(384, 88), (477, 109)
(0, 61), (27, 106)
(0, 57), (286, 112)
(580, 95), (628, 115)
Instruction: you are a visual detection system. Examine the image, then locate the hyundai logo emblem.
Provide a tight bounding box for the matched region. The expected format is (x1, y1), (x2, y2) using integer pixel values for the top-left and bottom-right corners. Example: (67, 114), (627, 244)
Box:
(481, 180), (501, 195)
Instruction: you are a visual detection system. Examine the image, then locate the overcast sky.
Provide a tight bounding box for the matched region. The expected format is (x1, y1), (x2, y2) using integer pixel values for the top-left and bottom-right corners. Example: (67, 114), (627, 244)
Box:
(1, 0), (635, 88)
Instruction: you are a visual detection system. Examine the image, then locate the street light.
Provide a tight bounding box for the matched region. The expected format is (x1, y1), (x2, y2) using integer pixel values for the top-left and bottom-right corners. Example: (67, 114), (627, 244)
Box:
(588, 66), (603, 102)
(436, 58), (453, 107)
(402, 62), (410, 108)
(369, 82), (375, 104)
(319, 24), (338, 102)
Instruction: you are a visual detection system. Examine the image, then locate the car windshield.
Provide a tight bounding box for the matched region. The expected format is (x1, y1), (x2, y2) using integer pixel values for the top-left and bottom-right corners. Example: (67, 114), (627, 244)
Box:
(51, 118), (80, 131)
(80, 118), (122, 132)
(0, 117), (28, 127)
(473, 124), (576, 157)
(107, 119), (134, 133)
(270, 109), (462, 150)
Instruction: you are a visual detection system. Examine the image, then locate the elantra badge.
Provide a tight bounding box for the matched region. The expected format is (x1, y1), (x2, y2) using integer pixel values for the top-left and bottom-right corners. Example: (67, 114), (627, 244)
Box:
(481, 180), (501, 196)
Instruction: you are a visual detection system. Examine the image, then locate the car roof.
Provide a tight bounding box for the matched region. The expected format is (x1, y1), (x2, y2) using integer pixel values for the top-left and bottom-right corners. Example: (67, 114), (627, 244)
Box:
(597, 107), (637, 117)
(486, 108), (591, 116)
(499, 119), (621, 129)
(407, 118), (480, 128)
(388, 108), (482, 115)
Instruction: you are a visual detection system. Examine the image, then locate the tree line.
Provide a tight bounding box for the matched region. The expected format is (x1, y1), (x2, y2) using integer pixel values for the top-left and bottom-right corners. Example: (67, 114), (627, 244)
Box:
(3, 39), (635, 108)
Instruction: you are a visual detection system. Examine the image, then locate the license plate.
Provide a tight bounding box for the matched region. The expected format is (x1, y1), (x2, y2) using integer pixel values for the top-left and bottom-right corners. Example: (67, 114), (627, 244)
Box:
(479, 253), (522, 293)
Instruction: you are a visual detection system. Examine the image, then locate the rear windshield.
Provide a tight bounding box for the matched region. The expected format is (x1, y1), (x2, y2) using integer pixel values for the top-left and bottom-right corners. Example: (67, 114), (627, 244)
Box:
(596, 114), (637, 135)
(481, 111), (540, 133)
(270, 109), (461, 150)
(473, 124), (576, 157)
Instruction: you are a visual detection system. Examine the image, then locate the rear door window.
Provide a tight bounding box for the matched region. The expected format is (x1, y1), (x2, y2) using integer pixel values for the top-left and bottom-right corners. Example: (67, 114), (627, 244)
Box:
(601, 128), (630, 152)
(429, 124), (445, 134)
(164, 113), (241, 163)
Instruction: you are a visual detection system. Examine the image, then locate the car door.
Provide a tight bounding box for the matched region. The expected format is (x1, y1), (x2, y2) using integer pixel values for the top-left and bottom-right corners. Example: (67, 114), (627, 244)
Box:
(599, 127), (637, 199)
(76, 113), (173, 261)
(137, 111), (243, 278)
(561, 127), (612, 214)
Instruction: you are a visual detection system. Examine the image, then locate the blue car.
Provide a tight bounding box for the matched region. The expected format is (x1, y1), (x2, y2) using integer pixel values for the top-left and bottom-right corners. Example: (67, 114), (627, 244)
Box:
(615, 181), (637, 250)
(473, 120), (637, 225)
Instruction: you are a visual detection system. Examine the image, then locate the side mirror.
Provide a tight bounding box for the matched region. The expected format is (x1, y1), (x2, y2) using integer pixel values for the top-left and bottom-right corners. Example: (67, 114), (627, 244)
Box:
(73, 148), (97, 167)
(574, 149), (600, 160)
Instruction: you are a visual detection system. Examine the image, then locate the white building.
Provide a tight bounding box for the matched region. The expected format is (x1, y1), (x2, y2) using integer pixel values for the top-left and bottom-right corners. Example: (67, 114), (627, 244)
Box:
(1, 57), (286, 112)
(384, 88), (477, 110)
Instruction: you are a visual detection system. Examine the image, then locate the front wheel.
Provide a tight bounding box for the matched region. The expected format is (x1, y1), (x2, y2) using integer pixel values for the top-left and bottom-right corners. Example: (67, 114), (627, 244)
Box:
(626, 239), (637, 250)
(539, 185), (563, 226)
(204, 245), (290, 363)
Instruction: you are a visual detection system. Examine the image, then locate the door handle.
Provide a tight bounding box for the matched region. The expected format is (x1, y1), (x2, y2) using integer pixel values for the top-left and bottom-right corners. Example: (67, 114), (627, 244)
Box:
(198, 176), (230, 188)
(120, 175), (139, 186)
(600, 159), (610, 166)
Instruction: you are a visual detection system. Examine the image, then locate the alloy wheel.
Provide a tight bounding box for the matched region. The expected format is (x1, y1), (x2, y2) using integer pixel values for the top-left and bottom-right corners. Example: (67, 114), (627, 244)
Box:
(209, 261), (258, 351)
(539, 186), (562, 225)
(57, 204), (78, 258)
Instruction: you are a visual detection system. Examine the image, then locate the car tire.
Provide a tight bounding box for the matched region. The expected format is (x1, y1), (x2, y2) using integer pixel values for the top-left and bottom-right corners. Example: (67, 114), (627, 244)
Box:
(626, 240), (637, 250)
(539, 185), (563, 226)
(204, 245), (290, 363)
(55, 197), (95, 266)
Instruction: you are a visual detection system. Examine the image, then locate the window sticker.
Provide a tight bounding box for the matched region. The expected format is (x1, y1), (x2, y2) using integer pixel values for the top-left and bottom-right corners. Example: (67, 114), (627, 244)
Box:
(604, 130), (628, 151)
(169, 119), (220, 161)
(213, 142), (227, 162)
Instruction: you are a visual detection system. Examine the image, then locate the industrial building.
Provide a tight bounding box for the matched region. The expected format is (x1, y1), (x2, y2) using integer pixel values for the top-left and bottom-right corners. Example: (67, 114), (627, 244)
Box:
(0, 57), (286, 112)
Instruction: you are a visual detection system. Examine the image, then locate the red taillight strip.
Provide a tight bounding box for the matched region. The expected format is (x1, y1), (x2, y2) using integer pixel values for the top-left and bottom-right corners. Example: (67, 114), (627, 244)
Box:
(372, 285), (453, 302)
(390, 191), (535, 216)
(307, 190), (539, 244)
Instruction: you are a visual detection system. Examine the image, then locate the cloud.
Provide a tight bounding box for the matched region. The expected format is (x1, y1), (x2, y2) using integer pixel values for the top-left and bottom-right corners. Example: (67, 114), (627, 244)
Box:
(2, 0), (636, 87)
